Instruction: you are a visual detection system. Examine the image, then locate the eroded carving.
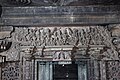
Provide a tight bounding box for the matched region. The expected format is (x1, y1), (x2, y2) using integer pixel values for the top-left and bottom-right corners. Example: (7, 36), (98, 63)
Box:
(12, 27), (106, 46)
(1, 62), (20, 80)
(106, 61), (120, 80)
(53, 51), (71, 61)
(0, 42), (20, 61)
(0, 26), (13, 39)
(1, 26), (118, 60)
(0, 26), (119, 61)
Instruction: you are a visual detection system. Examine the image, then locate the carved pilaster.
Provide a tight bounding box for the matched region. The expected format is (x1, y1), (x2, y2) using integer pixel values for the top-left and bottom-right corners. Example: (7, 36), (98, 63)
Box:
(22, 58), (33, 80)
(94, 61), (100, 80)
(20, 47), (34, 80)
(100, 61), (107, 80)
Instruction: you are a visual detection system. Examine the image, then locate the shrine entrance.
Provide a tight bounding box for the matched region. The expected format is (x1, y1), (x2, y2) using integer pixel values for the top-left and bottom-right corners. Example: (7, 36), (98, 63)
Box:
(37, 61), (87, 80)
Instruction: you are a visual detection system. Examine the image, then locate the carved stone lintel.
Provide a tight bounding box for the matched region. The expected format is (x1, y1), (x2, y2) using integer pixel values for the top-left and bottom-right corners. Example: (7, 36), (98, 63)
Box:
(12, 27), (106, 46)
(0, 26), (119, 62)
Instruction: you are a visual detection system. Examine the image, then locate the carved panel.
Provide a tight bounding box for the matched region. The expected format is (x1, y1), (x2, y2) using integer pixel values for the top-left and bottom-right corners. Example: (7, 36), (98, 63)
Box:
(6, 42), (20, 61)
(106, 61), (120, 80)
(53, 51), (71, 61)
(0, 26), (13, 39)
(12, 27), (107, 46)
(23, 59), (33, 80)
(87, 60), (95, 80)
(0, 26), (119, 61)
(1, 26), (117, 61)
(100, 61), (107, 80)
(1, 62), (20, 80)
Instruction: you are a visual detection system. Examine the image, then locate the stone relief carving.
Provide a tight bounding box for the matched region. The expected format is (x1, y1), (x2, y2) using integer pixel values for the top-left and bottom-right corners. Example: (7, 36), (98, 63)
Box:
(0, 26), (120, 80)
(6, 42), (20, 61)
(0, 26), (13, 39)
(12, 27), (106, 46)
(106, 61), (120, 80)
(1, 62), (20, 80)
(97, 27), (119, 60)
(0, 26), (119, 61)
(110, 25), (120, 59)
(53, 51), (71, 61)
(8, 26), (119, 60)
(0, 42), (20, 61)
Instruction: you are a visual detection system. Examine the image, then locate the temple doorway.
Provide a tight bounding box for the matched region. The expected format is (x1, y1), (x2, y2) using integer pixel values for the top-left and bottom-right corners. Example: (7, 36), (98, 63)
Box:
(37, 61), (87, 80)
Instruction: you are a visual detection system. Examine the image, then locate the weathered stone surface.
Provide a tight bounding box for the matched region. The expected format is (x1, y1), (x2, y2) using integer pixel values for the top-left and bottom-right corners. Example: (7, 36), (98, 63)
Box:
(0, 26), (119, 62)
(0, 6), (120, 26)
(0, 26), (13, 39)
(0, 1), (120, 80)
(1, 0), (120, 6)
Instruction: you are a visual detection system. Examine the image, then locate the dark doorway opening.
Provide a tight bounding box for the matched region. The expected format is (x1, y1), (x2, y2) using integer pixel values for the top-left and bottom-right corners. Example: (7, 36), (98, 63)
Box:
(53, 63), (78, 80)
(37, 61), (87, 80)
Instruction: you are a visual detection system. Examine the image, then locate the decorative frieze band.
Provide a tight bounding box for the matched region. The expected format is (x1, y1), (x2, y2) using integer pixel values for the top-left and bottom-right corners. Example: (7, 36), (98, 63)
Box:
(0, 26), (119, 62)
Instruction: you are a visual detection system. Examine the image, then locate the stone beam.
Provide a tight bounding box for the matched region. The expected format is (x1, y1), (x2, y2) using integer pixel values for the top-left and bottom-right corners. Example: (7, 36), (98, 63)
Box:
(1, 0), (120, 6)
(0, 6), (120, 26)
